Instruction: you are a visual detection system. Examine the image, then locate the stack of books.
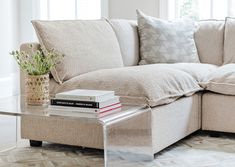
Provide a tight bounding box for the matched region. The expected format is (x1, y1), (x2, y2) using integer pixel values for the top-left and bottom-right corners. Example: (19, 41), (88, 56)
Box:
(49, 89), (121, 118)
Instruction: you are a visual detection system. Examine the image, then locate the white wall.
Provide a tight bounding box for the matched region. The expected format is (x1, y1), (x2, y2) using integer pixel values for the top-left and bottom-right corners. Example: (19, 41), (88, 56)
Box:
(19, 0), (39, 43)
(0, 0), (20, 97)
(0, 0), (19, 78)
(0, 0), (19, 151)
(109, 0), (159, 19)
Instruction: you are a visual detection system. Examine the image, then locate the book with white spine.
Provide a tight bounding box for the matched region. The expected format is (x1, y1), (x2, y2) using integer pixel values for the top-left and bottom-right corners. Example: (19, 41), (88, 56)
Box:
(55, 89), (115, 102)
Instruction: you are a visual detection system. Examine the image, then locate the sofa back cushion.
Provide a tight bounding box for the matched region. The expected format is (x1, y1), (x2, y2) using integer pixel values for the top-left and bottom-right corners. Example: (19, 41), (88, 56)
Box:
(224, 17), (235, 64)
(32, 20), (124, 84)
(194, 20), (224, 65)
(109, 19), (139, 66)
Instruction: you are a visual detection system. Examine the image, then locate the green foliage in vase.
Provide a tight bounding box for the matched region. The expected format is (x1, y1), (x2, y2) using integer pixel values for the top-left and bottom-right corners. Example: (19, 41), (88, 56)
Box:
(180, 0), (199, 20)
(10, 44), (63, 75)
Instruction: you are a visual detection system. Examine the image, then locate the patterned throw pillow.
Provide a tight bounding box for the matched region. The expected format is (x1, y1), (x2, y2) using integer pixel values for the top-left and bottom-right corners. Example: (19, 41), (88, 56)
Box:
(137, 10), (200, 65)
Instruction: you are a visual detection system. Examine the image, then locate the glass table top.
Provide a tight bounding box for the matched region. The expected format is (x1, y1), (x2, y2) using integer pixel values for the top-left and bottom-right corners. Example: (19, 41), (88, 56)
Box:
(0, 95), (149, 124)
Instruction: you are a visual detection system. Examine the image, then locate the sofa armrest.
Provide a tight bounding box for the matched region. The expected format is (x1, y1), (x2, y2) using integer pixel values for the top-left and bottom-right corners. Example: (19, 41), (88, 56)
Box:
(19, 43), (41, 95)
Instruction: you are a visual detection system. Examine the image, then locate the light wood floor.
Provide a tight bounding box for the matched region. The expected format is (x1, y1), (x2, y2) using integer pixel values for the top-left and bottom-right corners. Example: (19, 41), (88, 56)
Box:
(1, 132), (235, 167)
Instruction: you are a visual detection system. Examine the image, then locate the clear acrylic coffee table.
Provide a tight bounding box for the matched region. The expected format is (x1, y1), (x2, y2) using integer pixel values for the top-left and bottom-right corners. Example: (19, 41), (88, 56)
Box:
(0, 95), (154, 167)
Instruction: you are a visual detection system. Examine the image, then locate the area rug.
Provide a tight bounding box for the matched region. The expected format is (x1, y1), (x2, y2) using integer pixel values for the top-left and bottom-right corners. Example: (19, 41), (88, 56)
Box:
(1, 132), (235, 167)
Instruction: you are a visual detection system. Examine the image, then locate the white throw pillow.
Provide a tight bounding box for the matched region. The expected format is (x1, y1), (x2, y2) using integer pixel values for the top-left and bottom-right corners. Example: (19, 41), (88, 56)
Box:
(32, 20), (124, 84)
(137, 10), (200, 65)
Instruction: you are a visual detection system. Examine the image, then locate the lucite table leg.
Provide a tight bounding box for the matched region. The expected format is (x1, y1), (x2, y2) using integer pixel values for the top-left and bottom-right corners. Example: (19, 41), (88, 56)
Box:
(0, 115), (17, 151)
(103, 110), (154, 167)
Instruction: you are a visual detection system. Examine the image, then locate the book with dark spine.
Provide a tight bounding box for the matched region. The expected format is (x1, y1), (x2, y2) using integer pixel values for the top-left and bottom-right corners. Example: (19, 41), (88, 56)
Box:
(49, 103), (122, 113)
(50, 96), (119, 109)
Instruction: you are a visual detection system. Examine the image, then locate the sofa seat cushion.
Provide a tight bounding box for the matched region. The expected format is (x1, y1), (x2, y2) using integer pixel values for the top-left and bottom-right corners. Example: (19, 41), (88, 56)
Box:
(165, 63), (217, 82)
(200, 64), (235, 95)
(32, 20), (124, 84)
(50, 64), (202, 107)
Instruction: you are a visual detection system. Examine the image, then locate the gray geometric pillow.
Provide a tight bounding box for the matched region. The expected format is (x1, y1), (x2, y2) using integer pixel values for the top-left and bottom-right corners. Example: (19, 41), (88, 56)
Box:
(137, 10), (200, 65)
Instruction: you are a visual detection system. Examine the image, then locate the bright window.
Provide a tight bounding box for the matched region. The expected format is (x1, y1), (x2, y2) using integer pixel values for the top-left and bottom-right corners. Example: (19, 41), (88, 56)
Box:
(39, 0), (101, 20)
(166, 0), (235, 20)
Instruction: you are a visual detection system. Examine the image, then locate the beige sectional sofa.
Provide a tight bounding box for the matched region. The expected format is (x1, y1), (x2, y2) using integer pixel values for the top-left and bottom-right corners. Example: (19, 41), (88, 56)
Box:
(20, 18), (235, 155)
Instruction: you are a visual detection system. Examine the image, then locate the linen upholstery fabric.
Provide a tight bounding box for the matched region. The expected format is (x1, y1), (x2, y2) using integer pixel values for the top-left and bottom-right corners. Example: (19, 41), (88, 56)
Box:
(49, 63), (216, 97)
(202, 93), (235, 133)
(166, 63), (217, 82)
(224, 17), (235, 64)
(194, 20), (224, 65)
(200, 64), (235, 95)
(21, 115), (103, 149)
(20, 43), (41, 56)
(32, 20), (124, 83)
(49, 78), (59, 96)
(50, 64), (202, 107)
(109, 19), (139, 66)
(137, 10), (199, 65)
(152, 94), (201, 153)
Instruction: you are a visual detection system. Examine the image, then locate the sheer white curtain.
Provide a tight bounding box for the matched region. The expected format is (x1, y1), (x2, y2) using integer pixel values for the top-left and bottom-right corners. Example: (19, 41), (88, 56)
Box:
(160, 0), (235, 20)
